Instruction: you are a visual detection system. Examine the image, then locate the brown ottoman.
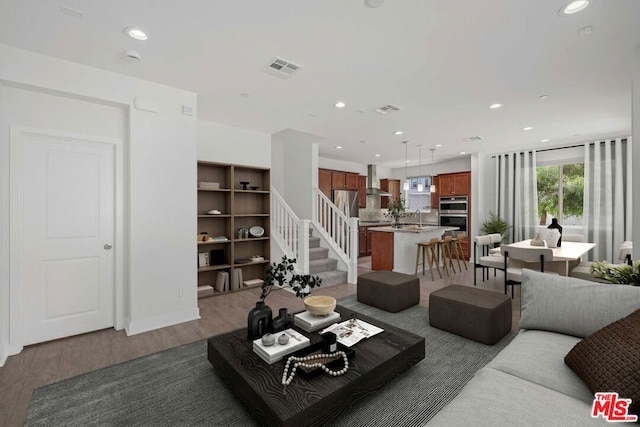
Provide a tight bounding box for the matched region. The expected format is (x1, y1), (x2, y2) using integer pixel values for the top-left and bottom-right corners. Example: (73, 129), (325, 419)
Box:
(429, 285), (512, 345)
(357, 271), (420, 313)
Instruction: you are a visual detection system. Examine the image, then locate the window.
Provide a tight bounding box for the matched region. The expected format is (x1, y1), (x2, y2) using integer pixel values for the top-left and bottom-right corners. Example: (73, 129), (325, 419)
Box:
(405, 176), (433, 211)
(536, 163), (584, 226)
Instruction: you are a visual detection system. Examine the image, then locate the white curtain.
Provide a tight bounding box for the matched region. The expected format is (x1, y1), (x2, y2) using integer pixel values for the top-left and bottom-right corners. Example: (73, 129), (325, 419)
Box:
(495, 150), (539, 243)
(583, 138), (632, 262)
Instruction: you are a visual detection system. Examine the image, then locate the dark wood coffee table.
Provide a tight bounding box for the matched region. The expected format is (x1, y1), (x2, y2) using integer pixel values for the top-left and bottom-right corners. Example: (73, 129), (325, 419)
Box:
(207, 305), (425, 427)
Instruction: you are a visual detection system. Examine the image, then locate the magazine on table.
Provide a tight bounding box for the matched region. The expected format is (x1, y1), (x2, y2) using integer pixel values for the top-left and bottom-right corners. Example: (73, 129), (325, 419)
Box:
(320, 318), (384, 347)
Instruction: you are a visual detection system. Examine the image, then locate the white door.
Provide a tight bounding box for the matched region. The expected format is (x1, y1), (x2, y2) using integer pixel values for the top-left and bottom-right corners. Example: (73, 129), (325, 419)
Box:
(21, 131), (115, 345)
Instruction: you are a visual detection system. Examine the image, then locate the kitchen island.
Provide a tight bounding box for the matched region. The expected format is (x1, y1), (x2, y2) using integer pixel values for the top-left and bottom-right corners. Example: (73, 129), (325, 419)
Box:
(370, 226), (459, 274)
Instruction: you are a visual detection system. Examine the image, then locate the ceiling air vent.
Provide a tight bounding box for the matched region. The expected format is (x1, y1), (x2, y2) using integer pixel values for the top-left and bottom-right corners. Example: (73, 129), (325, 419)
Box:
(262, 57), (303, 79)
(374, 104), (401, 115)
(464, 136), (484, 142)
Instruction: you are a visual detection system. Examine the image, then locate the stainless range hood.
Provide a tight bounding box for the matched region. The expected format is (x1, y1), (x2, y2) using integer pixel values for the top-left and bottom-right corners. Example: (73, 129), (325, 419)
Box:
(366, 164), (392, 196)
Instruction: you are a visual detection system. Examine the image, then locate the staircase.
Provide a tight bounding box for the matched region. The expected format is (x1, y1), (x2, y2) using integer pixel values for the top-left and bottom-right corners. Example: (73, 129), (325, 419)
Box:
(308, 234), (348, 287)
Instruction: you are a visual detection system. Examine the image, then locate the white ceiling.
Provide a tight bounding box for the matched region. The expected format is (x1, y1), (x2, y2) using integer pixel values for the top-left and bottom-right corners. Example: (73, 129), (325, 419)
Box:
(1, 0), (639, 168)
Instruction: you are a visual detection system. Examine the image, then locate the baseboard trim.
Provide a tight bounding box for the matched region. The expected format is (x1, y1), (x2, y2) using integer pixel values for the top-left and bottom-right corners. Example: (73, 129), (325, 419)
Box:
(125, 307), (200, 336)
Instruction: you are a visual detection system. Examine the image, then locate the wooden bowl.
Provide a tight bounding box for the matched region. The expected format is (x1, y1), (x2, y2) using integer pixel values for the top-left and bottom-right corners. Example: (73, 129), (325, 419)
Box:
(304, 296), (337, 316)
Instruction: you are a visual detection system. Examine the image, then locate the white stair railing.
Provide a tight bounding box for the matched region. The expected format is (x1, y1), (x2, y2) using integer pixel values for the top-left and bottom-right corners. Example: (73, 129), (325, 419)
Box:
(271, 188), (310, 274)
(312, 187), (359, 283)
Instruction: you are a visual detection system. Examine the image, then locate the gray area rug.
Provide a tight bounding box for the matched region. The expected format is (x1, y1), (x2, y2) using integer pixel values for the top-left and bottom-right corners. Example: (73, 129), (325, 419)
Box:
(26, 295), (516, 426)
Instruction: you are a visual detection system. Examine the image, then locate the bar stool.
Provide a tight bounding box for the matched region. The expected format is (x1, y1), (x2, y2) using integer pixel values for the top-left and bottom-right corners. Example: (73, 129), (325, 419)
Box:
(437, 235), (456, 276)
(415, 238), (442, 280)
(450, 235), (468, 271)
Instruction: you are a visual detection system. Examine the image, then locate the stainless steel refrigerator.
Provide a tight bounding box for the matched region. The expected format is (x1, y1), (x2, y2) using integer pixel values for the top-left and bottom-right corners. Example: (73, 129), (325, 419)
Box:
(332, 189), (359, 218)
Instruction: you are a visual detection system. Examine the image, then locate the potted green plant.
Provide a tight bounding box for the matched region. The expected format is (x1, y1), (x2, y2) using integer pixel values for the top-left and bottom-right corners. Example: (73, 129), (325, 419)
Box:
(480, 210), (511, 243)
(590, 261), (640, 286)
(260, 255), (323, 300)
(384, 196), (408, 228)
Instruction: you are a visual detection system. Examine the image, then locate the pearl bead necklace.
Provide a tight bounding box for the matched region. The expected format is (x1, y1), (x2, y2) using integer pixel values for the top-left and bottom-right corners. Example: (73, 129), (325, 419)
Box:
(281, 351), (349, 387)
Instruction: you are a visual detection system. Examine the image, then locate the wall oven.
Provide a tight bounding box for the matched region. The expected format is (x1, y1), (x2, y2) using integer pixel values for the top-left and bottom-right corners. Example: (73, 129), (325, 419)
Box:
(439, 196), (468, 236)
(439, 196), (468, 214)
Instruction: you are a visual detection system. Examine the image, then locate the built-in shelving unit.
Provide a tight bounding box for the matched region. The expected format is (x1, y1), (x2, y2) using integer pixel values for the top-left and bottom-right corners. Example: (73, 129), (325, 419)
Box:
(197, 161), (270, 298)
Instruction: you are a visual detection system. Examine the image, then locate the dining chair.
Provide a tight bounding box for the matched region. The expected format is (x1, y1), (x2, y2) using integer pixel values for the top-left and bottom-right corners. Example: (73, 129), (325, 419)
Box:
(502, 245), (554, 298)
(568, 240), (633, 281)
(473, 235), (504, 286)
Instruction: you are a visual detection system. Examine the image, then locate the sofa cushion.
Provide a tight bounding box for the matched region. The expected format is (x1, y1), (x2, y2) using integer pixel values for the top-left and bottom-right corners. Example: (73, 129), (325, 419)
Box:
(519, 270), (640, 338)
(486, 330), (593, 403)
(426, 367), (604, 426)
(565, 308), (640, 416)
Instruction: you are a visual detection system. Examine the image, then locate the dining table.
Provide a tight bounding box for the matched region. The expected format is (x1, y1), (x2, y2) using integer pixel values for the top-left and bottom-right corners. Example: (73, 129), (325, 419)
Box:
(503, 239), (596, 276)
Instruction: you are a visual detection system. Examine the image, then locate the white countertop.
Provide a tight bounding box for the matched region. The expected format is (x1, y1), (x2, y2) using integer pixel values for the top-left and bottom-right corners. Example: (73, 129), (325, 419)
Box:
(370, 226), (458, 234)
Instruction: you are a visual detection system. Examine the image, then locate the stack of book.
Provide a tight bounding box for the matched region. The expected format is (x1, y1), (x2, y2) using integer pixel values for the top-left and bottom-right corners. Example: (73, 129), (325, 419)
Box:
(215, 271), (229, 292)
(252, 329), (310, 364)
(198, 181), (220, 190)
(294, 311), (341, 332)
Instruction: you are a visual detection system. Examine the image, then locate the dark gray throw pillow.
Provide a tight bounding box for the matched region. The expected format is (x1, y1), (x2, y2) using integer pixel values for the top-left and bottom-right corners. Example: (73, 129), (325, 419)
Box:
(564, 308), (640, 416)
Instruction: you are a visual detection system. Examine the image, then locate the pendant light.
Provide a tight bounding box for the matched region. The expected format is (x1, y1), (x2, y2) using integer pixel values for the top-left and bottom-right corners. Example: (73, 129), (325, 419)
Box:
(417, 145), (424, 192)
(403, 141), (410, 191)
(429, 148), (436, 193)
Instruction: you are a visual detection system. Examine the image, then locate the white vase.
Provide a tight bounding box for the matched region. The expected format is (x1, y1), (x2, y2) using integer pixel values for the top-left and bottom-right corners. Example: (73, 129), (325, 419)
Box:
(544, 229), (561, 248)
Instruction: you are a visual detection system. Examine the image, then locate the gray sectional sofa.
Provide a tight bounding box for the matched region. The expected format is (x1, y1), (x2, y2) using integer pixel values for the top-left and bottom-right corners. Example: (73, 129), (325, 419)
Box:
(428, 270), (640, 426)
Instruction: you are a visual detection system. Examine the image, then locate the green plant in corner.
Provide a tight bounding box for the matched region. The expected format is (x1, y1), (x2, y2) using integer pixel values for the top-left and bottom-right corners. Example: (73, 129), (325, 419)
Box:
(590, 261), (640, 286)
(260, 256), (323, 301)
(480, 210), (511, 242)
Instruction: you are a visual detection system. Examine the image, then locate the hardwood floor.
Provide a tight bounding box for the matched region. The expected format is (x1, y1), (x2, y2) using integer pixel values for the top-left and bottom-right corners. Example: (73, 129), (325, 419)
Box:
(0, 260), (520, 427)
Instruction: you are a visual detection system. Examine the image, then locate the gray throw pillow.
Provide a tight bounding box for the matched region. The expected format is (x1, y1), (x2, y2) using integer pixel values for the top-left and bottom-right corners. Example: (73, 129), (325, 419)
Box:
(519, 269), (640, 338)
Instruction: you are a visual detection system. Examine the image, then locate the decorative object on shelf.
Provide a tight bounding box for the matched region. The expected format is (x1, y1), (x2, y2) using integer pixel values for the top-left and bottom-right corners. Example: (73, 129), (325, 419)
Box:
(206, 209), (221, 215)
(200, 231), (209, 242)
(282, 351), (349, 388)
(234, 258), (252, 264)
(240, 181), (250, 190)
(547, 218), (563, 247)
(260, 256), (322, 301)
(530, 233), (545, 246)
(272, 308), (295, 333)
(198, 252), (210, 268)
(261, 333), (275, 346)
(248, 301), (273, 341)
(249, 225), (265, 238)
(304, 295), (337, 316)
(250, 255), (265, 262)
(384, 196), (408, 228)
(198, 181), (220, 190)
(250, 186), (259, 190)
(590, 261), (640, 286)
(480, 211), (511, 243)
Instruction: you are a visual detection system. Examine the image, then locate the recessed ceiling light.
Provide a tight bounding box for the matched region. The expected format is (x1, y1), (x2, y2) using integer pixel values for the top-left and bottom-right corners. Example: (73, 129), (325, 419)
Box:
(335, 146), (343, 149)
(541, 139), (550, 142)
(559, 0), (589, 16)
(240, 93), (250, 98)
(124, 27), (148, 41)
(435, 144), (442, 147)
(335, 101), (346, 108)
(538, 95), (549, 100)
(522, 126), (534, 131)
(374, 154), (381, 157)
(489, 103), (502, 109)
(460, 152), (466, 155)
(394, 131), (404, 135)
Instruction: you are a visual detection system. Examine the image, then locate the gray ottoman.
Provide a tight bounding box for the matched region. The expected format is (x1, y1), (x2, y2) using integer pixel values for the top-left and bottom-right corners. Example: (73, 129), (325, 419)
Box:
(357, 271), (420, 313)
(429, 285), (512, 345)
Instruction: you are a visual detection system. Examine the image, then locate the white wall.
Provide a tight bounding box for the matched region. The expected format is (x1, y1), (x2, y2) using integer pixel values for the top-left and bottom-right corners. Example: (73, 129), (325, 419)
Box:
(0, 44), (198, 362)
(271, 130), (319, 219)
(197, 120), (271, 167)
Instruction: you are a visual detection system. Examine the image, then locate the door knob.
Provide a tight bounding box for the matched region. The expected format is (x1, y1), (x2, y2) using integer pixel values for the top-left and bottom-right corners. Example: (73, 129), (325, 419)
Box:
(104, 244), (113, 250)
